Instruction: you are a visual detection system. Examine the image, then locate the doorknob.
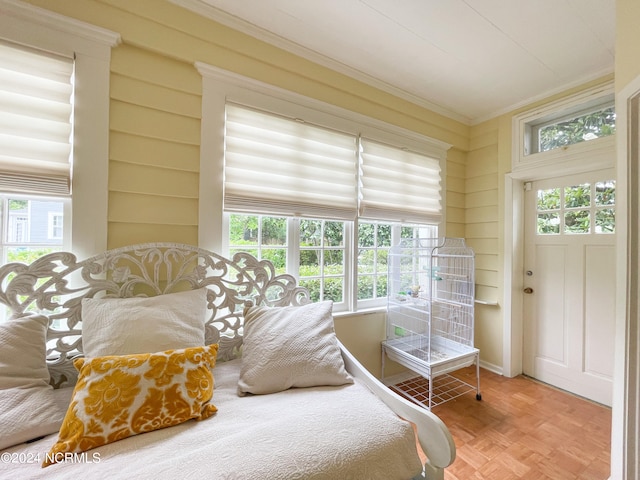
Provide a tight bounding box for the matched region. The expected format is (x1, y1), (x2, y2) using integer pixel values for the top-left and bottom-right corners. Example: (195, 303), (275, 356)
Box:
(524, 287), (534, 294)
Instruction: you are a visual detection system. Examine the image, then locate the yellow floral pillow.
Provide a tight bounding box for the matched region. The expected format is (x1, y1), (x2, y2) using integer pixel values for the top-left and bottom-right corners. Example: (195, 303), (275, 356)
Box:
(43, 344), (218, 467)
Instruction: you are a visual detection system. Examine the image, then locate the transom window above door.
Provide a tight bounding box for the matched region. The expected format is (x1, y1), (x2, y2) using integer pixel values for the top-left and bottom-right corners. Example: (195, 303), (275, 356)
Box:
(511, 82), (615, 177)
(532, 102), (615, 155)
(535, 179), (615, 235)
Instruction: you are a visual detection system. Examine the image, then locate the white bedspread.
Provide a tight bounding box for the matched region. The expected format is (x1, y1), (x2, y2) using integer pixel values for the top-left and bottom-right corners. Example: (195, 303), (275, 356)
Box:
(0, 359), (422, 480)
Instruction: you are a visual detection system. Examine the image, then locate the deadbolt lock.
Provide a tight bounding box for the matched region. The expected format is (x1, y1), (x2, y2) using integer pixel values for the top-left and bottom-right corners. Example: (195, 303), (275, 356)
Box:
(523, 287), (534, 294)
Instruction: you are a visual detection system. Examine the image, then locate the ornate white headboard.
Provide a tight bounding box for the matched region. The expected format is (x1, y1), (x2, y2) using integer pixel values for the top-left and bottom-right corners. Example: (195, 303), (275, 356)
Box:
(0, 243), (310, 388)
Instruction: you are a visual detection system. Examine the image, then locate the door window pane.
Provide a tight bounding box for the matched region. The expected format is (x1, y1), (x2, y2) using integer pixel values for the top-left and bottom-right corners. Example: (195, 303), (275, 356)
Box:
(537, 213), (560, 234)
(595, 180), (615, 206)
(564, 210), (590, 234)
(564, 184), (591, 208)
(537, 188), (561, 210)
(536, 180), (616, 236)
(595, 209), (615, 234)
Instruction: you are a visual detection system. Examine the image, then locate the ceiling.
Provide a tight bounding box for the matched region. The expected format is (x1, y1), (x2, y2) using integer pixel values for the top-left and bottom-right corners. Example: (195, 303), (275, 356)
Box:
(173, 0), (615, 125)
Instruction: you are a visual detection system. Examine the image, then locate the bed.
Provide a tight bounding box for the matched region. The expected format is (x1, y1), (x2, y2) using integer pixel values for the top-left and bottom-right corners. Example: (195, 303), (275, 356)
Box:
(0, 243), (455, 479)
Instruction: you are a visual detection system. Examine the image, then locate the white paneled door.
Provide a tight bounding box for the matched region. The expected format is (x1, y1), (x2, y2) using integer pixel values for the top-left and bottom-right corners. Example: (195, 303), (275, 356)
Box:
(523, 170), (616, 406)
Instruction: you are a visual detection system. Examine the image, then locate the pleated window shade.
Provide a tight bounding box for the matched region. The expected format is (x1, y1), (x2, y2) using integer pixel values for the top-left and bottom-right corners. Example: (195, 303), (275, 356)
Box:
(0, 41), (73, 196)
(359, 138), (442, 224)
(224, 103), (358, 220)
(224, 104), (442, 224)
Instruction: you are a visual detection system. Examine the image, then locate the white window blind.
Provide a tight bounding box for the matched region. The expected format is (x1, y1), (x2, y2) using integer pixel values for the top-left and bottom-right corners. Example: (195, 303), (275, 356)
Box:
(359, 138), (441, 224)
(0, 41), (73, 196)
(224, 104), (357, 220)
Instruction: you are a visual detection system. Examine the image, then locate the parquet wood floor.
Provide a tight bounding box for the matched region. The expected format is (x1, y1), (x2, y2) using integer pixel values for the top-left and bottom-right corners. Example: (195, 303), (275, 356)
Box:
(394, 366), (612, 479)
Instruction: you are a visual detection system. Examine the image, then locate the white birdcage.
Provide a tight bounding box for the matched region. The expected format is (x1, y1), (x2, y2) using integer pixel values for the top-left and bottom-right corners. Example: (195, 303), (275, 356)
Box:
(382, 237), (481, 410)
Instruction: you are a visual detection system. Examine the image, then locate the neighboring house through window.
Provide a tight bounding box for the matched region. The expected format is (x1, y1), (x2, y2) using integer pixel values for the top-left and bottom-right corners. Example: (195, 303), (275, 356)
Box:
(0, 2), (118, 322)
(0, 39), (72, 264)
(0, 1), (118, 271)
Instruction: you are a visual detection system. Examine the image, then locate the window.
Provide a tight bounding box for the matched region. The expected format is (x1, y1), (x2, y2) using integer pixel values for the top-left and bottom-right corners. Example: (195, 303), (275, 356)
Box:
(357, 221), (390, 303)
(0, 1), (118, 263)
(299, 218), (346, 303)
(228, 213), (438, 310)
(532, 102), (616, 154)
(357, 221), (437, 304)
(0, 39), (72, 264)
(0, 41), (74, 196)
(198, 69), (451, 312)
(0, 195), (65, 265)
(228, 214), (348, 303)
(228, 214), (288, 273)
(512, 82), (616, 176)
(219, 101), (445, 312)
(536, 179), (616, 235)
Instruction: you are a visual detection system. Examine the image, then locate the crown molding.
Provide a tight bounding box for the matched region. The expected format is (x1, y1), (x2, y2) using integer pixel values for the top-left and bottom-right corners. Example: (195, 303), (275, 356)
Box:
(0, 0), (120, 47)
(472, 68), (615, 126)
(171, 0), (472, 125)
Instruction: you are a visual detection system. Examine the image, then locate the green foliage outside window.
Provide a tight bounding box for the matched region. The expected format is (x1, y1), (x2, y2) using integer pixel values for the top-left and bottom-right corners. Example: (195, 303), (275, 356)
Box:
(229, 214), (435, 304)
(8, 199), (27, 211)
(229, 215), (287, 272)
(536, 181), (615, 235)
(357, 222), (391, 301)
(538, 107), (616, 153)
(7, 248), (58, 264)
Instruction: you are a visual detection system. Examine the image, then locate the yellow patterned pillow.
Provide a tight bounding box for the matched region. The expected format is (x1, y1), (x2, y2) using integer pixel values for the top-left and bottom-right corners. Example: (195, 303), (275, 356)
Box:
(43, 344), (218, 467)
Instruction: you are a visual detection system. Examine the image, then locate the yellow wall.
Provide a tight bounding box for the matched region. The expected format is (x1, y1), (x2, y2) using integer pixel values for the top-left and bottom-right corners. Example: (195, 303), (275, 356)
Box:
(20, 0), (617, 377)
(25, 0), (469, 246)
(21, 0), (470, 374)
(466, 118), (502, 368)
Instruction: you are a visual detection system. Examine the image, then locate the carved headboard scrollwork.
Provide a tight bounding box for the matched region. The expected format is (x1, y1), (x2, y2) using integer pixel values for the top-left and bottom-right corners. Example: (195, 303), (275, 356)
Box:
(0, 243), (310, 388)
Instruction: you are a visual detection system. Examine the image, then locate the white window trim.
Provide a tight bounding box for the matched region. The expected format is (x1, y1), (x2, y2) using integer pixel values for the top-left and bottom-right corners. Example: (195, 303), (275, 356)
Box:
(196, 62), (451, 253)
(0, 0), (120, 259)
(511, 81), (616, 179)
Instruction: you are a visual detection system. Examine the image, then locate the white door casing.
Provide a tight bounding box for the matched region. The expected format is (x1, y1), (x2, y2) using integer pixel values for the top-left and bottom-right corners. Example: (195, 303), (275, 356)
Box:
(505, 79), (628, 478)
(523, 171), (616, 406)
(610, 75), (640, 480)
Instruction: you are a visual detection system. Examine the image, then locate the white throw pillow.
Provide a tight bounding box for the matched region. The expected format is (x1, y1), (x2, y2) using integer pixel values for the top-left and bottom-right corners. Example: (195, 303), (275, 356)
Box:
(238, 300), (353, 395)
(0, 313), (66, 449)
(81, 288), (208, 357)
(0, 387), (66, 450)
(0, 313), (50, 389)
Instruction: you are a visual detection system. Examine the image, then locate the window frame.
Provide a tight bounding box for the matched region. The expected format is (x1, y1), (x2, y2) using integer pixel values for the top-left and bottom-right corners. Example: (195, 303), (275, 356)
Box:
(200, 64), (449, 312)
(225, 213), (438, 312)
(512, 81), (616, 179)
(0, 1), (119, 259)
(0, 193), (70, 262)
(530, 100), (615, 155)
(534, 179), (616, 236)
(198, 62), (450, 253)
